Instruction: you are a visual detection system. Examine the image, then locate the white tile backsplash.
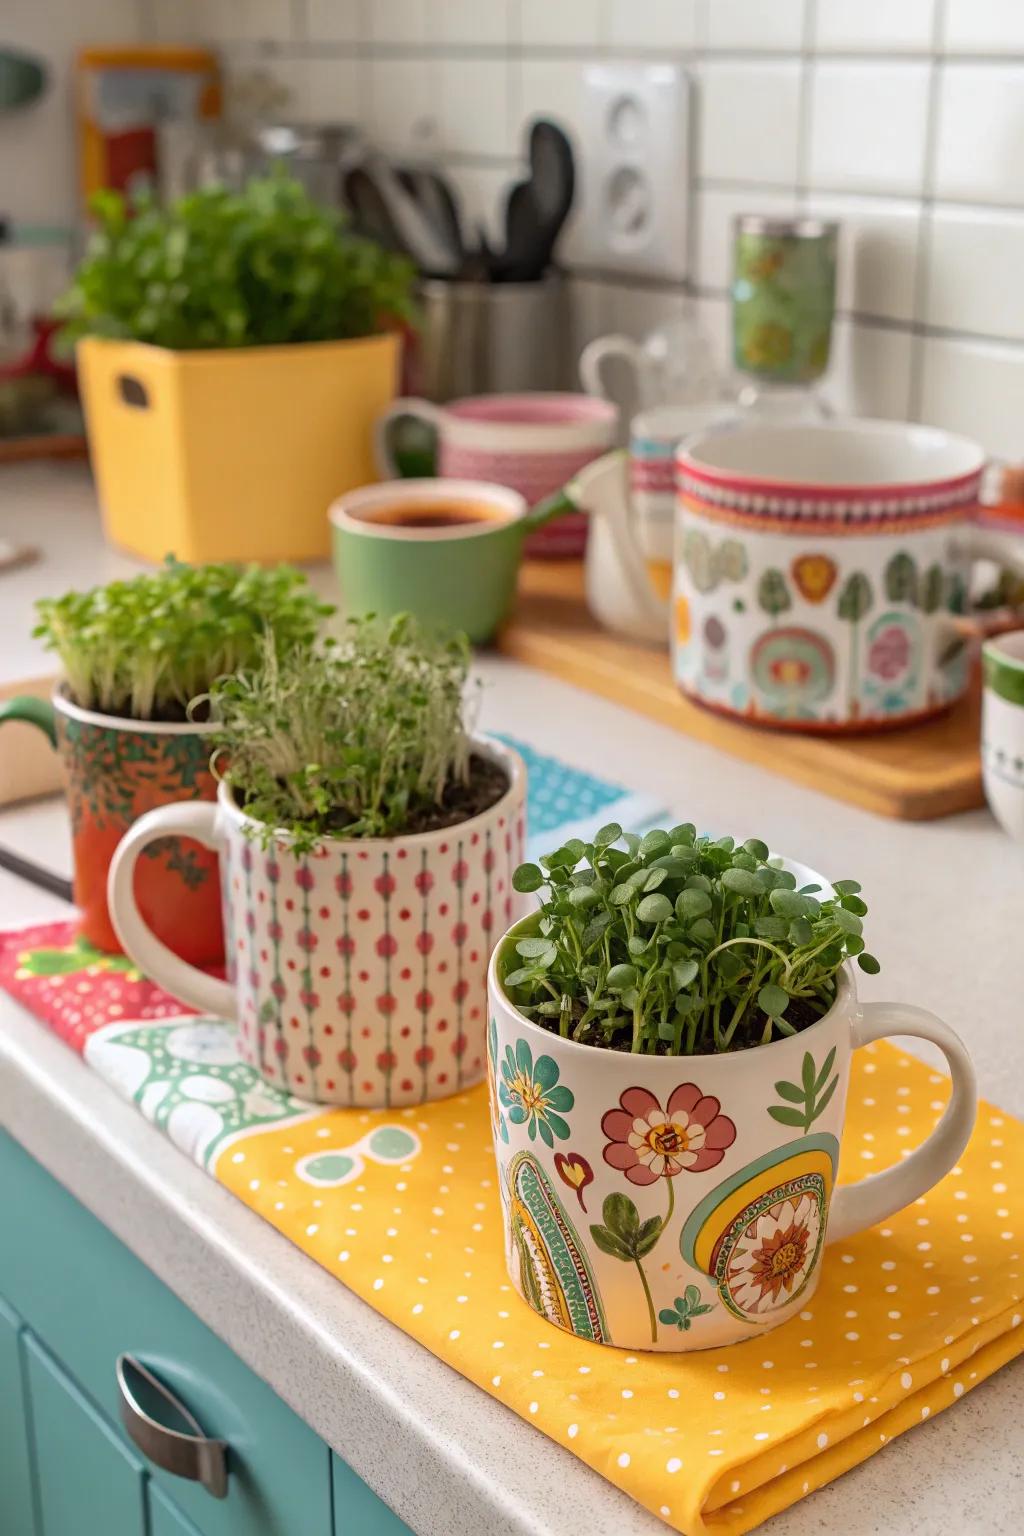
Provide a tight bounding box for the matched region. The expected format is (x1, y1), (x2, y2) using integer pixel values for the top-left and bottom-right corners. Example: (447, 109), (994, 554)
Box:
(694, 187), (797, 291)
(201, 0), (293, 43)
(924, 206), (1024, 342)
(942, 0), (1024, 55)
(605, 0), (699, 51)
(367, 56), (441, 154)
(303, 0), (362, 44)
(933, 65), (1024, 207)
(807, 63), (932, 195)
(705, 0), (807, 52)
(698, 62), (801, 185)
(813, 0), (936, 54)
(919, 336), (1024, 458)
(7, 0), (1024, 462)
(822, 319), (914, 420)
(800, 195), (922, 323)
(435, 0), (511, 46)
(440, 59), (511, 157)
(366, 0), (426, 46)
(518, 0), (603, 48)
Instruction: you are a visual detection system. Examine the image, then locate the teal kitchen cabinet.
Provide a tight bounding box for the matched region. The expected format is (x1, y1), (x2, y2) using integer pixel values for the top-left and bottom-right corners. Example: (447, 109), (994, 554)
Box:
(0, 1132), (417, 1536)
(0, 1296), (38, 1536)
(23, 1331), (149, 1536)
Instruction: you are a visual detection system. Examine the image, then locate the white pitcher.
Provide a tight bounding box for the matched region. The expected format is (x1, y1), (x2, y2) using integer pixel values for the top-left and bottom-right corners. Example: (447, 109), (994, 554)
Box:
(564, 451), (669, 646)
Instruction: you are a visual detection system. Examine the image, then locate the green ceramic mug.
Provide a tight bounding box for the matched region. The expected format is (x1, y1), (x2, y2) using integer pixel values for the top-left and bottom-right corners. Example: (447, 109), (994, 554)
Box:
(328, 478), (566, 644)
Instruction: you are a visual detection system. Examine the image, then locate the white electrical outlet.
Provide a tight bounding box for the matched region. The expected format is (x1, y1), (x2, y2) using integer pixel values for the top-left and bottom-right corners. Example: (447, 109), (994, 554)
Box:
(571, 61), (690, 282)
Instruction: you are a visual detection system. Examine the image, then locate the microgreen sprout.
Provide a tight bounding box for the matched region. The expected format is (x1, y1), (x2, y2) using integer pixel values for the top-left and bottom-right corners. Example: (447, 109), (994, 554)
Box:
(58, 173), (415, 351)
(206, 614), (492, 849)
(34, 559), (332, 721)
(506, 824), (877, 1055)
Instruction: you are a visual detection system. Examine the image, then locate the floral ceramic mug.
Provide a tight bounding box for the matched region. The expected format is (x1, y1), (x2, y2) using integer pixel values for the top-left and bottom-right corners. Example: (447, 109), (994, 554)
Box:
(673, 420), (1023, 730)
(109, 738), (526, 1108)
(487, 863), (977, 1352)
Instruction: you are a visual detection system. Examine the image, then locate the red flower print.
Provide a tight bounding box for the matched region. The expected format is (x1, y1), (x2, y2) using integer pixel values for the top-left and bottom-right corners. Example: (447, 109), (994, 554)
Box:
(338, 1047), (357, 1071)
(335, 872), (352, 898)
(414, 870), (434, 895)
(375, 873), (396, 897)
(416, 932), (434, 955)
(241, 844), (253, 872)
(273, 1037), (288, 1058)
(296, 866), (315, 891)
(377, 1050), (397, 1073)
(376, 934), (397, 958)
(270, 979), (286, 1002)
(267, 860), (281, 884)
(452, 921), (468, 946)
(336, 991), (356, 1014)
(601, 1084), (736, 1184)
(303, 1045), (321, 1068)
(269, 921), (283, 942)
(452, 859), (469, 885)
(868, 622), (911, 682)
(336, 935), (355, 957)
(299, 988), (320, 1010)
(415, 1045), (434, 1066)
(376, 992), (397, 1014)
(452, 1032), (467, 1057)
(483, 849), (495, 873)
(554, 1152), (594, 1212)
(416, 989), (433, 1011)
(297, 927), (318, 952)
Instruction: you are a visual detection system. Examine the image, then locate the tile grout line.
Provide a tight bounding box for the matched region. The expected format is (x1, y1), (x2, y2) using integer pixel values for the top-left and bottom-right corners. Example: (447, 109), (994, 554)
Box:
(908, 0), (950, 423)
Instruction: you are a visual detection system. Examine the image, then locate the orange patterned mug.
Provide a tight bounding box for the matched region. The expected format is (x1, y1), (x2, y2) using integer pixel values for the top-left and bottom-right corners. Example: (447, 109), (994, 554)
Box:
(0, 690), (223, 963)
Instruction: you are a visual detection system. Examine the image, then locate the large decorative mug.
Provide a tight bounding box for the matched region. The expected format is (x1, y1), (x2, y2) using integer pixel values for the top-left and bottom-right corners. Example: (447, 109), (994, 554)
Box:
(108, 738), (526, 1108)
(375, 393), (617, 557)
(673, 420), (1024, 729)
(487, 867), (977, 1352)
(0, 691), (221, 962)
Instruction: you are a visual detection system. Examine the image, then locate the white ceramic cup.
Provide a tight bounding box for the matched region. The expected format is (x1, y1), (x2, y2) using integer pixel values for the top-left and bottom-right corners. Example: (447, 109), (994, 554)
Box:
(629, 403), (738, 600)
(487, 859), (977, 1352)
(673, 419), (1024, 730)
(982, 629), (1024, 840)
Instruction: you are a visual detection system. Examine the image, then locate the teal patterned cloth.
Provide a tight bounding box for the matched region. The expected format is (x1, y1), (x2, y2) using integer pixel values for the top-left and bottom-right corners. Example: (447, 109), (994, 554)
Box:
(497, 735), (667, 860)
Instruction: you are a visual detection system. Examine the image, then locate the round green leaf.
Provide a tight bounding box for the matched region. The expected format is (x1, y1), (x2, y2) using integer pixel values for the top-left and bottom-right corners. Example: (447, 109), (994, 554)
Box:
(606, 963), (639, 991)
(758, 982), (789, 1018)
(512, 863), (543, 894)
(636, 892), (673, 923)
(594, 822), (622, 848)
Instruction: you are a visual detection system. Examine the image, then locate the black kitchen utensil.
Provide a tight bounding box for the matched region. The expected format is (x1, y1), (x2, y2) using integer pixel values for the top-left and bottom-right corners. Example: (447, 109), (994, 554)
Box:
(489, 118), (576, 283)
(397, 166), (465, 270)
(343, 166), (408, 254)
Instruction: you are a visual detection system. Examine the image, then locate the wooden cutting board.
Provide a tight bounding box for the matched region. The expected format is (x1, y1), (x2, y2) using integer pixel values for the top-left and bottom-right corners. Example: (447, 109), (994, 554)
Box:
(498, 562), (983, 821)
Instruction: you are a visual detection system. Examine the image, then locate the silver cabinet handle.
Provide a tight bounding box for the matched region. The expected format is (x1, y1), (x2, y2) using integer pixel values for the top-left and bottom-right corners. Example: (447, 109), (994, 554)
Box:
(116, 1354), (228, 1499)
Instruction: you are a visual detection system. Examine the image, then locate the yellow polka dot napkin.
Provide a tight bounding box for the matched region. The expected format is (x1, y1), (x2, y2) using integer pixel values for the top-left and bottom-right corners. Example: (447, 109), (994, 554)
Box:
(215, 1040), (1024, 1535)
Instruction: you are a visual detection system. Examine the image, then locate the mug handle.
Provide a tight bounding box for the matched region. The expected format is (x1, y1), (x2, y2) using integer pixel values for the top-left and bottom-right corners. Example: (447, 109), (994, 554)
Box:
(108, 802), (236, 1020)
(373, 396), (447, 478)
(579, 335), (645, 401)
(0, 695), (57, 746)
(827, 1001), (977, 1244)
(965, 527), (1024, 609)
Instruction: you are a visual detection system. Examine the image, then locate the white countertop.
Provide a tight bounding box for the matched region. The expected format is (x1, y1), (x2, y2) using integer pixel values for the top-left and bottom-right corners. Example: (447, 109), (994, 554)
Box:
(0, 465), (1021, 1535)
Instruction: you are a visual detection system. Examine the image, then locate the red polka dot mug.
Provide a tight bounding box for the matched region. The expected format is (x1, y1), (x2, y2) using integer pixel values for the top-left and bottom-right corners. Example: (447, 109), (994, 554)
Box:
(107, 737), (526, 1107)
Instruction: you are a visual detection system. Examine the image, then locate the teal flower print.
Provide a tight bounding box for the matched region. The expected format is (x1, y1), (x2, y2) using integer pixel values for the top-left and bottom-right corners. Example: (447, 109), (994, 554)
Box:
(499, 1039), (573, 1147)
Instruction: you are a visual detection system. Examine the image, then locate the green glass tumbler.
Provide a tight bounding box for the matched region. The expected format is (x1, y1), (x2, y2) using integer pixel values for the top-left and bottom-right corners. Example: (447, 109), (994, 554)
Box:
(732, 216), (838, 386)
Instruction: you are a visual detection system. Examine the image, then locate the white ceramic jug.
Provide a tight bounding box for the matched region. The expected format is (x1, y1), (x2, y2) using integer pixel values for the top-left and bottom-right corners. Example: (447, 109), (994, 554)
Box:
(566, 451), (669, 645)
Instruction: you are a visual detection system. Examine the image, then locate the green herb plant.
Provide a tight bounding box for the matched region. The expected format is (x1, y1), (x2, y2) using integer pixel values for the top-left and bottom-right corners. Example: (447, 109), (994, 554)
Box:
(35, 559), (331, 722)
(507, 824), (877, 1056)
(58, 174), (415, 351)
(205, 614), (478, 848)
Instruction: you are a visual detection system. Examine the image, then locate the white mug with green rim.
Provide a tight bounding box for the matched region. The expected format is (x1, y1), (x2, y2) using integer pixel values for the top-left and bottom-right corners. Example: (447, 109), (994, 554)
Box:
(982, 629), (1024, 840)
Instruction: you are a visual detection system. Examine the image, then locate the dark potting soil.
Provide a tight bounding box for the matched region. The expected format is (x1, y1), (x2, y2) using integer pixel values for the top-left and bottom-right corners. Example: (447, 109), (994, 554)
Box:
(399, 753), (510, 834)
(307, 753), (509, 838)
(533, 992), (829, 1055)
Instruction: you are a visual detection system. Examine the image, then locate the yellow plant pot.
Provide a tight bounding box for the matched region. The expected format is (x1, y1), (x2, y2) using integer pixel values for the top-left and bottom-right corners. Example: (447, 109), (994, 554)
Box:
(77, 332), (401, 564)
